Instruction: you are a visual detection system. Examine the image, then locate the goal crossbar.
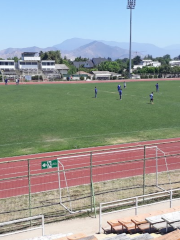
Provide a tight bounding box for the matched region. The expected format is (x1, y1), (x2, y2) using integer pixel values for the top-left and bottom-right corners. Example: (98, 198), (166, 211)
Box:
(57, 145), (171, 213)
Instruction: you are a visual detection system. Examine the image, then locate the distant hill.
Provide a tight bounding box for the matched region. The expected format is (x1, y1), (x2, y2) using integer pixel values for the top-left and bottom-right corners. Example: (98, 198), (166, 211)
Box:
(1, 38), (180, 59)
(164, 44), (180, 50)
(56, 38), (180, 58)
(54, 38), (93, 51)
(61, 41), (141, 60)
(0, 46), (57, 59)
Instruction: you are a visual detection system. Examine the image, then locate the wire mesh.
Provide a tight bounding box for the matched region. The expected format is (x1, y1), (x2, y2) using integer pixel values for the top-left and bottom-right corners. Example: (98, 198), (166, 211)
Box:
(0, 141), (180, 228)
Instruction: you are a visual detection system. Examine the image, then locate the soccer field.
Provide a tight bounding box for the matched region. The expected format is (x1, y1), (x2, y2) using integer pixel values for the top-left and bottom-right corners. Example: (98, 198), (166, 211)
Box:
(0, 81), (180, 158)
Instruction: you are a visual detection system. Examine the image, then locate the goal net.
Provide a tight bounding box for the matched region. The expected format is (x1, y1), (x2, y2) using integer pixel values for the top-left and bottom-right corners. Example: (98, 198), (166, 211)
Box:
(57, 145), (171, 213)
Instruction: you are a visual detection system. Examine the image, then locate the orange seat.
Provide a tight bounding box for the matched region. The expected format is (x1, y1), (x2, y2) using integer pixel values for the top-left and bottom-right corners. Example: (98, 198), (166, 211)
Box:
(118, 218), (135, 233)
(107, 219), (122, 233)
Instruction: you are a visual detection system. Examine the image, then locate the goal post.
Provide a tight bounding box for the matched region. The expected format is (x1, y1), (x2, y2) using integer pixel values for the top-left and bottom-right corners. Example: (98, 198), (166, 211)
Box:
(56, 145), (171, 213)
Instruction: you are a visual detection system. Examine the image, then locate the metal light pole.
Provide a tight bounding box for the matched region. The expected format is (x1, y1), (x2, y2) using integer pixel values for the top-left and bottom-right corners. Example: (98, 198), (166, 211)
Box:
(127, 0), (136, 79)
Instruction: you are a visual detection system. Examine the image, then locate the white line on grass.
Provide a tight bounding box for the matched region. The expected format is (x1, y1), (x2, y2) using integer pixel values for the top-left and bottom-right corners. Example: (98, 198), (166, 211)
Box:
(101, 91), (117, 94)
(0, 126), (180, 147)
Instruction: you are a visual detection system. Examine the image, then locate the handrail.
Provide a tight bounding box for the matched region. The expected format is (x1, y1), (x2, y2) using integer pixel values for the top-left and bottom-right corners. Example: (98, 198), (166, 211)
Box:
(0, 215), (44, 238)
(99, 188), (180, 233)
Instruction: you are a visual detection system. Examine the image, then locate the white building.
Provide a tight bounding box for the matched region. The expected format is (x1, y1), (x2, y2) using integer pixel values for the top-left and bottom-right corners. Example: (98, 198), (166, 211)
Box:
(0, 60), (15, 70)
(169, 60), (180, 67)
(0, 60), (16, 81)
(134, 60), (161, 69)
(140, 60), (153, 66)
(140, 60), (161, 67)
(41, 60), (55, 71)
(152, 61), (161, 67)
(55, 64), (69, 75)
(92, 71), (111, 80)
(0, 52), (70, 81)
(133, 65), (143, 70)
(18, 52), (40, 71)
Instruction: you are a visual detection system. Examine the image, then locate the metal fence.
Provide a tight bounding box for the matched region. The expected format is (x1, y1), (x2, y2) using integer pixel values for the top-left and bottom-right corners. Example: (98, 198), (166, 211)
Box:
(98, 188), (180, 233)
(0, 140), (180, 233)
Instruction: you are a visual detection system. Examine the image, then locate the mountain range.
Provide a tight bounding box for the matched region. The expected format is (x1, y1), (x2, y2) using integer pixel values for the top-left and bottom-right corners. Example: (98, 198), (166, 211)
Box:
(0, 38), (180, 60)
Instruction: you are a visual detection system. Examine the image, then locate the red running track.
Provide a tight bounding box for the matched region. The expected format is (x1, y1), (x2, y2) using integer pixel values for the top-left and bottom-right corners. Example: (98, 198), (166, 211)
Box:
(1, 78), (180, 86)
(0, 138), (180, 199)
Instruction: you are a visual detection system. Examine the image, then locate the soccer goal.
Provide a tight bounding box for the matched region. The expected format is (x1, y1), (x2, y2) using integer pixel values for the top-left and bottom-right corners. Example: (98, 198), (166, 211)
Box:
(57, 145), (171, 213)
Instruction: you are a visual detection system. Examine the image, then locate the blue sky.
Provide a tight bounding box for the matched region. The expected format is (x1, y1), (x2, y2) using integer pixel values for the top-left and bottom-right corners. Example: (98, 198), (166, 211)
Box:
(0, 0), (179, 50)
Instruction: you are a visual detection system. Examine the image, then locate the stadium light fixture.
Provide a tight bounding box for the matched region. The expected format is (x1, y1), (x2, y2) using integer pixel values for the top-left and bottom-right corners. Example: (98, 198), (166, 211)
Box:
(127, 0), (136, 79)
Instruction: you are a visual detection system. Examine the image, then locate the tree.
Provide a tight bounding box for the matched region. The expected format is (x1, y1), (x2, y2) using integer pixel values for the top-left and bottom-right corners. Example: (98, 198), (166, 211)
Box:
(40, 50), (63, 64)
(154, 57), (168, 66)
(174, 55), (180, 60)
(159, 65), (171, 76)
(132, 56), (142, 65)
(74, 56), (89, 62)
(115, 58), (129, 74)
(63, 59), (77, 75)
(144, 55), (153, 60)
(98, 61), (119, 73)
(163, 54), (171, 61)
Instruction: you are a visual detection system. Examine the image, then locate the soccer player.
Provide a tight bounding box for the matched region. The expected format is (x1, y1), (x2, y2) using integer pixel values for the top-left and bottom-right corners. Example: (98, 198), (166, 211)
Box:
(124, 81), (126, 89)
(95, 87), (97, 98)
(150, 92), (153, 103)
(117, 84), (121, 91)
(119, 89), (122, 100)
(155, 83), (159, 92)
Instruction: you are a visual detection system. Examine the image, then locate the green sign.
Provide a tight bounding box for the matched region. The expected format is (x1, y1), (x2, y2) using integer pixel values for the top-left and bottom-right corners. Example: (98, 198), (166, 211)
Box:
(41, 160), (58, 169)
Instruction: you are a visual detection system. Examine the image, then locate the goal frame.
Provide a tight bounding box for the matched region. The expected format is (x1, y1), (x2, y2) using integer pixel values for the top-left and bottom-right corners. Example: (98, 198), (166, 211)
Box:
(57, 145), (171, 213)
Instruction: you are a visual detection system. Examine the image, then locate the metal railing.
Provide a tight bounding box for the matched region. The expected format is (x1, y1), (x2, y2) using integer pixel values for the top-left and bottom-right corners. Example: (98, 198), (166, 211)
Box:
(0, 140), (180, 231)
(0, 215), (44, 238)
(99, 188), (180, 233)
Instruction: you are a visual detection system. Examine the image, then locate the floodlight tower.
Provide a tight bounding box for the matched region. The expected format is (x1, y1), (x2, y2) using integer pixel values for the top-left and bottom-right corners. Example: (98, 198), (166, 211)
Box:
(127, 0), (136, 79)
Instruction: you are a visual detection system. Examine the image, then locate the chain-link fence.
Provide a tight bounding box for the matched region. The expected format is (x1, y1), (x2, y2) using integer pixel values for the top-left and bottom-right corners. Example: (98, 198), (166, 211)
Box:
(1, 141), (180, 233)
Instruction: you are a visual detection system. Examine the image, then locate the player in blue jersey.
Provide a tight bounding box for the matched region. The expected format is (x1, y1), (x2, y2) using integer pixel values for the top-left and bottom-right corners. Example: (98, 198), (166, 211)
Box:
(119, 89), (122, 100)
(95, 87), (97, 98)
(117, 84), (121, 91)
(150, 92), (153, 103)
(155, 83), (159, 92)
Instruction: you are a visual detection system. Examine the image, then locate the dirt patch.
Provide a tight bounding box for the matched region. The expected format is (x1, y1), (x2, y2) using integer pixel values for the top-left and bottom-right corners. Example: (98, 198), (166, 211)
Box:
(42, 136), (66, 143)
(105, 137), (141, 145)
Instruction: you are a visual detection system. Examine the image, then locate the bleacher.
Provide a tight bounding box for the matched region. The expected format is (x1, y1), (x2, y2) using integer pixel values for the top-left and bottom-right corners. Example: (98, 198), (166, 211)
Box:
(21, 69), (39, 73)
(23, 230), (180, 240)
(104, 207), (180, 237)
(2, 204), (180, 240)
(3, 69), (16, 75)
(42, 69), (61, 80)
(24, 233), (73, 240)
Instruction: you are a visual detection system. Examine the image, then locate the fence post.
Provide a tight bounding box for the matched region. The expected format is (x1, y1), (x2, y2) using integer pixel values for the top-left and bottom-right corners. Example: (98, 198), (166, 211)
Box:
(28, 159), (32, 225)
(90, 152), (93, 212)
(156, 146), (158, 187)
(99, 203), (102, 233)
(42, 215), (45, 236)
(135, 197), (138, 215)
(170, 190), (173, 208)
(143, 145), (146, 199)
(90, 152), (96, 217)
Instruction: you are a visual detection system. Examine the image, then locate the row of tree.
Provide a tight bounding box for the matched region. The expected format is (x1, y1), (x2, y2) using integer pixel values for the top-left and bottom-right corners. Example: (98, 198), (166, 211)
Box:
(2, 51), (180, 76)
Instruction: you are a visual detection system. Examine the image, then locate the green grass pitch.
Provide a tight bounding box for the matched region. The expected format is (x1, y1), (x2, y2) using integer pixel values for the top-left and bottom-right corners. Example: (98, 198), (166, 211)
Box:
(0, 81), (180, 157)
